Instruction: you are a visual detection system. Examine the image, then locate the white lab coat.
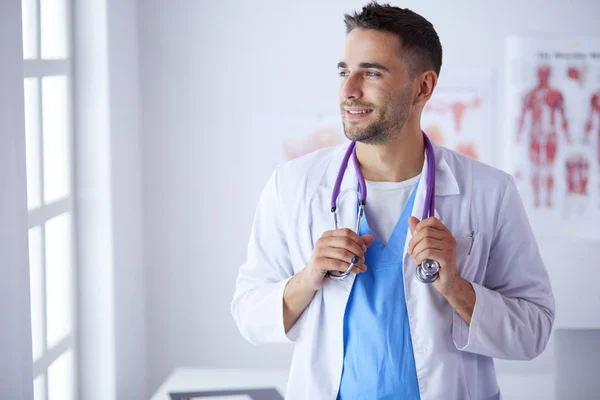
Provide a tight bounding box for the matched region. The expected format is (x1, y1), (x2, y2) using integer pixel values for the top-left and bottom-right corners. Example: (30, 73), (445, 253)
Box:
(231, 142), (555, 400)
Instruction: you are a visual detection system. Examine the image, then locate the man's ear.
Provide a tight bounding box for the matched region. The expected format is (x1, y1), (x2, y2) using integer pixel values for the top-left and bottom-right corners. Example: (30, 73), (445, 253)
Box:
(414, 70), (438, 107)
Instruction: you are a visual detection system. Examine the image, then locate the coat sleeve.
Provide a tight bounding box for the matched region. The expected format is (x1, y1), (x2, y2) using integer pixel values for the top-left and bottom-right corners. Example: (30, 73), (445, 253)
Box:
(230, 166), (302, 345)
(453, 175), (555, 360)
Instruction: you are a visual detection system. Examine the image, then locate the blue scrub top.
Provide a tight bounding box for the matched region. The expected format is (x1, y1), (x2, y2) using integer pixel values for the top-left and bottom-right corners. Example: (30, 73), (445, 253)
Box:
(337, 184), (421, 400)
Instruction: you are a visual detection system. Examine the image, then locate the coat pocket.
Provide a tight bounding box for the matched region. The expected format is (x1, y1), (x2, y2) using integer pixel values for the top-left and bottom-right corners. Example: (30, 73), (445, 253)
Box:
(455, 231), (484, 282)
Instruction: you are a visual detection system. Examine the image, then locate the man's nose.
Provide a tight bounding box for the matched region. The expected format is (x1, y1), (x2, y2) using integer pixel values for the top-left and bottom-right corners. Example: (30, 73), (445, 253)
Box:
(342, 73), (363, 100)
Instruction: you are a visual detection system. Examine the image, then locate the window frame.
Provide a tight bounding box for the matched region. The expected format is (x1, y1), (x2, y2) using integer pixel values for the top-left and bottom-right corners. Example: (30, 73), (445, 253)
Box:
(22, 0), (79, 398)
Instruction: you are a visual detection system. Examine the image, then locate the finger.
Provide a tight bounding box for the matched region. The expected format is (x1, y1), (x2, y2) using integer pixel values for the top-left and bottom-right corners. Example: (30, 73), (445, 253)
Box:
(326, 266), (364, 278)
(321, 258), (354, 276)
(320, 235), (366, 258)
(361, 234), (375, 247)
(411, 237), (447, 258)
(408, 227), (447, 254)
(413, 249), (445, 266)
(413, 217), (450, 235)
(415, 217), (448, 233)
(322, 228), (368, 250)
(330, 262), (367, 274)
(322, 257), (366, 276)
(319, 247), (362, 266)
(408, 217), (420, 234)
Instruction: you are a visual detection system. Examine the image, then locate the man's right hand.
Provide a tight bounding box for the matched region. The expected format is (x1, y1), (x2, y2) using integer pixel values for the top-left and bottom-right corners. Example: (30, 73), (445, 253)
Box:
(301, 229), (375, 291)
(283, 229), (375, 334)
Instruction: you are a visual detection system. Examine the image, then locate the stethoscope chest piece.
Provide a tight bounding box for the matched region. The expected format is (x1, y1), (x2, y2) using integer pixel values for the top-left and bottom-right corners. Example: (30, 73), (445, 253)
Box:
(415, 259), (440, 283)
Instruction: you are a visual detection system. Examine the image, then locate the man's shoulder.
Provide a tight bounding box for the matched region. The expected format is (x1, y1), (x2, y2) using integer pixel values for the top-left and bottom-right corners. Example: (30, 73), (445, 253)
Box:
(273, 144), (345, 199)
(276, 144), (344, 181)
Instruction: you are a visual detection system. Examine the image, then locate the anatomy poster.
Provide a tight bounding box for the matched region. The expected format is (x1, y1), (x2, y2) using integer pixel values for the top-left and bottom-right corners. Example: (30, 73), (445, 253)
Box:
(249, 112), (348, 168)
(421, 69), (495, 165)
(278, 114), (347, 161)
(252, 69), (495, 166)
(504, 36), (600, 240)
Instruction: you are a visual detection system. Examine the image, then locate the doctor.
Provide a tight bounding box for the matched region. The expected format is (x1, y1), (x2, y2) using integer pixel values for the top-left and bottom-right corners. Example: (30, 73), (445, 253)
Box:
(231, 2), (554, 399)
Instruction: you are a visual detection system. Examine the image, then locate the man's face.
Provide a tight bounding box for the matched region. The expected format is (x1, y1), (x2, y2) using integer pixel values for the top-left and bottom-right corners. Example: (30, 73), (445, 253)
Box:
(338, 28), (415, 145)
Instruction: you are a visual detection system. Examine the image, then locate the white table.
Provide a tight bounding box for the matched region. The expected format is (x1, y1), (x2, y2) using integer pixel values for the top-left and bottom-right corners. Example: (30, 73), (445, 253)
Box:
(150, 368), (554, 400)
(150, 368), (288, 400)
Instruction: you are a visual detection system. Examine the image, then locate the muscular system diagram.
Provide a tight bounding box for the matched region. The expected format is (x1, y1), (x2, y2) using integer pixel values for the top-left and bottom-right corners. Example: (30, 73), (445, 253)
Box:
(564, 154), (590, 217)
(516, 65), (572, 208)
(505, 36), (600, 239)
(584, 89), (600, 204)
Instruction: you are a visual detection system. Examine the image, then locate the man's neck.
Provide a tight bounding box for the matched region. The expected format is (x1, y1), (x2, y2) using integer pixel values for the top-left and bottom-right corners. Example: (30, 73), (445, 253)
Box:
(355, 128), (425, 183)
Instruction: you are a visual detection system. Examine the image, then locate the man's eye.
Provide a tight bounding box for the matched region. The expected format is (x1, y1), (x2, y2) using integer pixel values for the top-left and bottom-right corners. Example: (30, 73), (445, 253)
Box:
(338, 71), (349, 77)
(366, 71), (380, 77)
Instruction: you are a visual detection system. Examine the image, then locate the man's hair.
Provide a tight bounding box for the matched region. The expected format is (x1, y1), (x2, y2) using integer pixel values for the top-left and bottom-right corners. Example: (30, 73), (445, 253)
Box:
(344, 2), (443, 78)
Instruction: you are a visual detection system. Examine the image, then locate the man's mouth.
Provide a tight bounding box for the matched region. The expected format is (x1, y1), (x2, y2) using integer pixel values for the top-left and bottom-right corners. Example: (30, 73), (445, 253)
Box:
(344, 108), (374, 120)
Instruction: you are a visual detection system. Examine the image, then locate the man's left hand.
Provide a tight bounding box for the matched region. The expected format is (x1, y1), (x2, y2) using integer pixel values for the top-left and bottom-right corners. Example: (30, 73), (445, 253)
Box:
(408, 216), (458, 296)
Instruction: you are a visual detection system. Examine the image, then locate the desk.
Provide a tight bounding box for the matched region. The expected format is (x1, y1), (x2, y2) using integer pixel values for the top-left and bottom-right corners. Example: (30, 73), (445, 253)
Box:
(150, 369), (288, 400)
(150, 368), (554, 400)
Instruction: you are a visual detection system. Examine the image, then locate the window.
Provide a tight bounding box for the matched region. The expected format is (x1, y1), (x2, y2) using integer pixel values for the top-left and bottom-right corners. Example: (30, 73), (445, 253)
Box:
(22, 0), (77, 399)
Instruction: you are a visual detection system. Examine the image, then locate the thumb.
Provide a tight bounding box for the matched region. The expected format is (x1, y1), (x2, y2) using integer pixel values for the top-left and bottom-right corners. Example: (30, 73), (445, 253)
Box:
(408, 216), (420, 234)
(361, 234), (376, 247)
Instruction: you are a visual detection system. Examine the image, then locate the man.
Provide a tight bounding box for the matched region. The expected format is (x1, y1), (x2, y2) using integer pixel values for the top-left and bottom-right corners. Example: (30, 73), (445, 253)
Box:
(231, 2), (554, 399)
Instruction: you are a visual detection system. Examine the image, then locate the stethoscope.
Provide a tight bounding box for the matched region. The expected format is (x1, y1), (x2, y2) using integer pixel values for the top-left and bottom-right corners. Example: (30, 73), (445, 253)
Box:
(325, 132), (440, 283)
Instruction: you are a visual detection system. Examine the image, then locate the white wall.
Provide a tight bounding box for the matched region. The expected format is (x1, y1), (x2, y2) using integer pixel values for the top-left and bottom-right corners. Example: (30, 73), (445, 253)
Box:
(106, 1), (147, 398)
(138, 0), (600, 395)
(75, 1), (117, 397)
(0, 1), (34, 398)
(74, 0), (146, 399)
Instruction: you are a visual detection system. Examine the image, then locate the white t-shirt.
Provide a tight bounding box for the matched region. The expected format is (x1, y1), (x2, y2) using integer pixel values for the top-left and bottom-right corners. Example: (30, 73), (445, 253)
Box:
(363, 174), (421, 245)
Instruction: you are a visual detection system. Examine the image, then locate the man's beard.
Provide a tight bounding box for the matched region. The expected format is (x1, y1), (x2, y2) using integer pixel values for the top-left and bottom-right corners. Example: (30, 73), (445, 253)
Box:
(341, 87), (412, 145)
